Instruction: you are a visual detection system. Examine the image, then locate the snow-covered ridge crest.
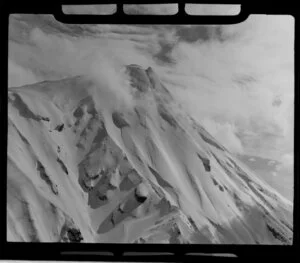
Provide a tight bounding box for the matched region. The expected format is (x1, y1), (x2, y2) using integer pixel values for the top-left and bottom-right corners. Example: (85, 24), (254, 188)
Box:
(7, 65), (293, 244)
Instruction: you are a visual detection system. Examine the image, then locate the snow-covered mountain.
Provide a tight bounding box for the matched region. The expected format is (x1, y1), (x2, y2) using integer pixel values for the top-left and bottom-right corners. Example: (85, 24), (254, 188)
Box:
(7, 65), (293, 244)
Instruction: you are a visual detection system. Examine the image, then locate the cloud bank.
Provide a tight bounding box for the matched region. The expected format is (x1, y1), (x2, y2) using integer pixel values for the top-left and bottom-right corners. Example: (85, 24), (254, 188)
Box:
(202, 118), (244, 154)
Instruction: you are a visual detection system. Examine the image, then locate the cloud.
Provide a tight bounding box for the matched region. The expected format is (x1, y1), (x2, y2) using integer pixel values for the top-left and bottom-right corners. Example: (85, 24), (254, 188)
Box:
(268, 160), (276, 166)
(9, 15), (177, 84)
(273, 153), (293, 175)
(202, 118), (244, 154)
(165, 15), (294, 162)
(280, 153), (294, 171)
(87, 56), (135, 113)
(10, 24), (161, 83)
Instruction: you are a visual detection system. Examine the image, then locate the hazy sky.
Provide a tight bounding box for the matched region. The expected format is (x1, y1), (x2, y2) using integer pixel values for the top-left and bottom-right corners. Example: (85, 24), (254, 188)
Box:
(8, 5), (294, 199)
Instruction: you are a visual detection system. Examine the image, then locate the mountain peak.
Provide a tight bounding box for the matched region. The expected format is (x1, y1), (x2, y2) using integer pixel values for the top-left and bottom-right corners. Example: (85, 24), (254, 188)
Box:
(125, 64), (151, 93)
(7, 65), (293, 244)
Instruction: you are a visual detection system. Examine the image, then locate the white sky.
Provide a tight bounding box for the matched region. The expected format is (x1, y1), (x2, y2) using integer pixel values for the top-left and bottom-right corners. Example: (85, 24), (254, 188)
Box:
(8, 7), (294, 179)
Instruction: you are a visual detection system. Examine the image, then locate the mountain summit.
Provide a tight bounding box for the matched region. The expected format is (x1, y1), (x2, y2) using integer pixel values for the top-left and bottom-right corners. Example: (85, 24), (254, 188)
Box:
(7, 66), (293, 244)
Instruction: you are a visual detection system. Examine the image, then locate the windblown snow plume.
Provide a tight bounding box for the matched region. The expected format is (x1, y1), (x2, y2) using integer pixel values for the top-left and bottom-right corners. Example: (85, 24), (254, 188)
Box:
(7, 65), (293, 244)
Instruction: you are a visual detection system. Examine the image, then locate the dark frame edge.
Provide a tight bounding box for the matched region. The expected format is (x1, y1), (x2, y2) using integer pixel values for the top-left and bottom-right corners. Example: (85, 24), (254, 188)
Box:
(1, 1), (299, 262)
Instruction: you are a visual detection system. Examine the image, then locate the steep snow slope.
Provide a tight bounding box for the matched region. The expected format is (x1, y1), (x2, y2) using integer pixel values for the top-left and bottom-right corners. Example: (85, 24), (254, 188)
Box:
(7, 65), (293, 244)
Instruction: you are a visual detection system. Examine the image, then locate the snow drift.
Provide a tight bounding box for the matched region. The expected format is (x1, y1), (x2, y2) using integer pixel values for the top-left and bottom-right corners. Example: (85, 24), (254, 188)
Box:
(7, 65), (293, 244)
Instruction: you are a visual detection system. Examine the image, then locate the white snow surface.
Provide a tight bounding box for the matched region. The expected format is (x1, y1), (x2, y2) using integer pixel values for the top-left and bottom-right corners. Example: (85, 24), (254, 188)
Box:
(7, 65), (293, 244)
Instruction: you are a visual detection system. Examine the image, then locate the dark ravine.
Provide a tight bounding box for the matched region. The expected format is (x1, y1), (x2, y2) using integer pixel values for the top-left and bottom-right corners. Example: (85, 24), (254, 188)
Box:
(112, 111), (130, 129)
(9, 93), (50, 123)
(36, 161), (58, 195)
(56, 157), (69, 175)
(158, 104), (178, 128)
(197, 153), (211, 172)
(54, 123), (64, 132)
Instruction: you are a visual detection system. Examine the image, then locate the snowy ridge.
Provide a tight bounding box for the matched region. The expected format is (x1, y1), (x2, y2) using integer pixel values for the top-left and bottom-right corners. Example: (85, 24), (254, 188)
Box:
(7, 65), (293, 244)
